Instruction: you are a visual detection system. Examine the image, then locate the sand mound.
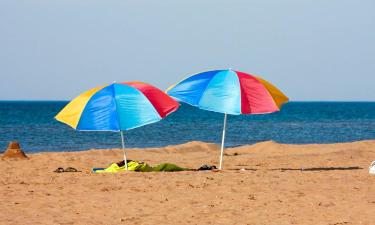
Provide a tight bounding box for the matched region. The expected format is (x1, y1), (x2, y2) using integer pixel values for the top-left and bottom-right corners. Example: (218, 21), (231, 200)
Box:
(226, 140), (283, 155)
(149, 141), (219, 153)
(227, 139), (375, 157)
(1, 141), (28, 160)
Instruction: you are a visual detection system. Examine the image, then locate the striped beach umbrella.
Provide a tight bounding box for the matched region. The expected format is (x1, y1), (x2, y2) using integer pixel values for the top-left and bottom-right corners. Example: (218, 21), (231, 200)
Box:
(56, 82), (179, 170)
(167, 69), (288, 169)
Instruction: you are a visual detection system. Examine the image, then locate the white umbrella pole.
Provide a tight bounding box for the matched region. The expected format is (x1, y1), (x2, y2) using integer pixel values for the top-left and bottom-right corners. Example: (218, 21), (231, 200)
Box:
(219, 113), (227, 170)
(120, 131), (128, 170)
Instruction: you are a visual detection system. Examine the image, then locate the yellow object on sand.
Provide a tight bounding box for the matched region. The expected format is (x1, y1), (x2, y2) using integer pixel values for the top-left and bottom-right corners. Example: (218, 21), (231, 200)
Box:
(95, 161), (153, 173)
(93, 161), (188, 173)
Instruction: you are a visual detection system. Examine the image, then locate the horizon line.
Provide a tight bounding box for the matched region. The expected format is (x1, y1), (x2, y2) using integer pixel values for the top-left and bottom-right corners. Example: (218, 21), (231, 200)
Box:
(0, 100), (375, 103)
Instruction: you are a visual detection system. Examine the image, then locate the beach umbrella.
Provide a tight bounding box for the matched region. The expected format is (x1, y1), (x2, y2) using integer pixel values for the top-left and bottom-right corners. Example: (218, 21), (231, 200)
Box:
(166, 69), (288, 169)
(55, 82), (179, 170)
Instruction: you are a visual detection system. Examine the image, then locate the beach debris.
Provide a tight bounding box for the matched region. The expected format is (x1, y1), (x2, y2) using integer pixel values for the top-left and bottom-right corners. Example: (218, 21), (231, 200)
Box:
(248, 194), (256, 200)
(1, 141), (28, 160)
(198, 165), (217, 171)
(318, 202), (336, 207)
(369, 161), (375, 174)
(224, 152), (239, 156)
(53, 167), (81, 173)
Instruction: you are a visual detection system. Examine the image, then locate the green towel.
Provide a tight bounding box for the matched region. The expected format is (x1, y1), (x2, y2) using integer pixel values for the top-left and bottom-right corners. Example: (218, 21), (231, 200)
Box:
(151, 163), (188, 172)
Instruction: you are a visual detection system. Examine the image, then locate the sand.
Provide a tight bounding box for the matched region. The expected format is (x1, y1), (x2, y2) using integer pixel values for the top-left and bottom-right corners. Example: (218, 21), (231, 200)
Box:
(1, 140), (375, 225)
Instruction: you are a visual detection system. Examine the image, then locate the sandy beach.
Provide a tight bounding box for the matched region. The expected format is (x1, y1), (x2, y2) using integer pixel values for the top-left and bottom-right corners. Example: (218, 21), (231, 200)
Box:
(1, 140), (375, 225)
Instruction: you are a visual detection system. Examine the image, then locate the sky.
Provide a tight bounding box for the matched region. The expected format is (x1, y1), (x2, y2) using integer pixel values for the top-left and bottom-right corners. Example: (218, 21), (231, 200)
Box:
(0, 0), (374, 101)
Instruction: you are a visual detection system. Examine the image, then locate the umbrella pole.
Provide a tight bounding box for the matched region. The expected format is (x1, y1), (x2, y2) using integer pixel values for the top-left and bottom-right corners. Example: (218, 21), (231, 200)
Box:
(219, 113), (227, 170)
(120, 131), (128, 171)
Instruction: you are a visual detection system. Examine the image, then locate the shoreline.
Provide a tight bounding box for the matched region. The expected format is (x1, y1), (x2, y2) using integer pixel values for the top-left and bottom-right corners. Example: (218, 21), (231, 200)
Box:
(5, 138), (375, 155)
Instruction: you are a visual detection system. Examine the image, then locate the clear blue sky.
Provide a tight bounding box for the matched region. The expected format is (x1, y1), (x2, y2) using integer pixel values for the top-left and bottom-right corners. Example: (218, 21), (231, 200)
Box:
(0, 0), (374, 101)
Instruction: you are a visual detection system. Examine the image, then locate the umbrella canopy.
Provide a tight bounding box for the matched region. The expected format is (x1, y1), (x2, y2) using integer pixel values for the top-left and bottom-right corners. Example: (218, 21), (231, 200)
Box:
(56, 81), (179, 131)
(166, 69), (288, 115)
(56, 81), (179, 169)
(166, 69), (288, 169)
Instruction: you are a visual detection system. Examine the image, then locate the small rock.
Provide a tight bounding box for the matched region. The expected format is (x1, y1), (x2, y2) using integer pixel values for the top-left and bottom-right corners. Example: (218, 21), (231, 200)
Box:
(248, 194), (256, 200)
(318, 202), (336, 207)
(101, 187), (110, 192)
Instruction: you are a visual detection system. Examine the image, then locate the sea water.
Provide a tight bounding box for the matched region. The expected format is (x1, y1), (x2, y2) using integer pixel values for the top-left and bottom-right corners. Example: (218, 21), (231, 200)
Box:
(0, 101), (375, 153)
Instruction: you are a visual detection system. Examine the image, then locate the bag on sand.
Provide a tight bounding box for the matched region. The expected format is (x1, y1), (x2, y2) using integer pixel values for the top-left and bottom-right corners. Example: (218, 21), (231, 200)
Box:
(369, 161), (375, 175)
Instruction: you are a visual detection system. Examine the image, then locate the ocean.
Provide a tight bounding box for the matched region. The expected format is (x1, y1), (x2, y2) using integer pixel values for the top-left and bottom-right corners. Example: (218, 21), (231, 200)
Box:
(0, 101), (375, 153)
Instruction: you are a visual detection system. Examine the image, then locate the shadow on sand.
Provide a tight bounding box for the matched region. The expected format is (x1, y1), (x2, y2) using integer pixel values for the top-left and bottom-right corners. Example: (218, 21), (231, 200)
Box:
(272, 166), (362, 172)
(229, 168), (258, 171)
(228, 166), (363, 172)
